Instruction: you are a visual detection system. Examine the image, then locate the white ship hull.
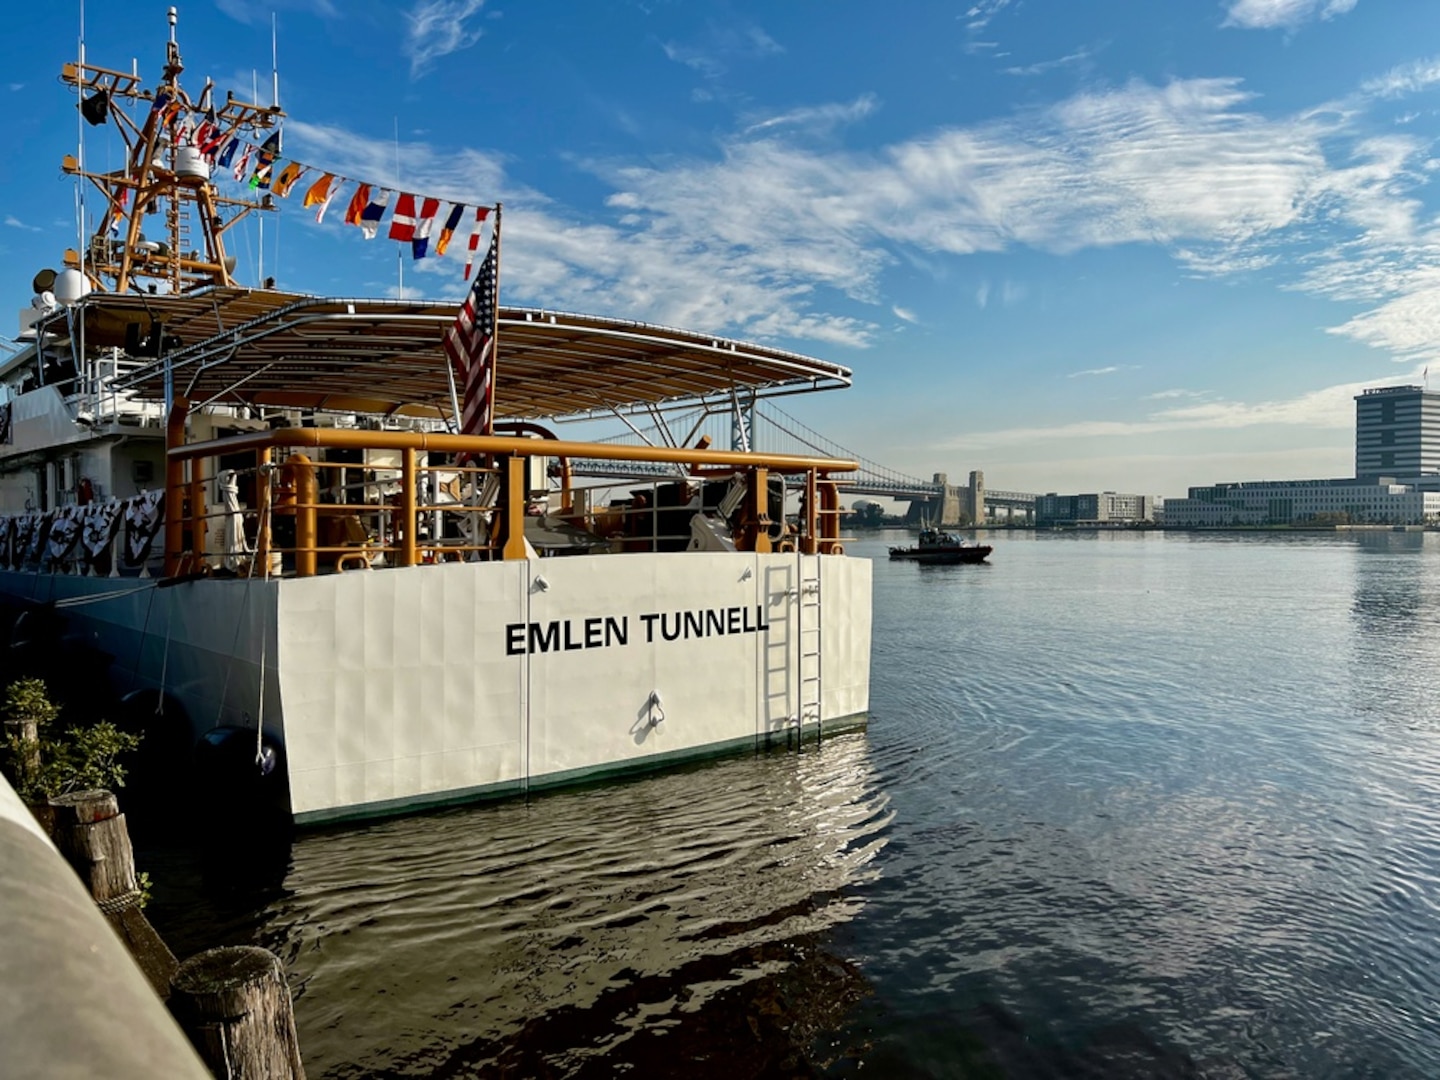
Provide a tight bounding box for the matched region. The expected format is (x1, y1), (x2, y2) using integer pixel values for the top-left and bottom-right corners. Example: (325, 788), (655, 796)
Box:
(9, 16), (875, 826)
(1, 551), (870, 823)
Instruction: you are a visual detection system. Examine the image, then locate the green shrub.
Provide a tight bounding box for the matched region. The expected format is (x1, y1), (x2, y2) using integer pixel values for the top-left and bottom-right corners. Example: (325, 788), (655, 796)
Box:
(0, 678), (141, 803)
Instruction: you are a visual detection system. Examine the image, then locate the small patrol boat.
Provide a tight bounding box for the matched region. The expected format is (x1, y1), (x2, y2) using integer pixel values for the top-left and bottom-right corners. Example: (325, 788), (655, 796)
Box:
(888, 528), (992, 564)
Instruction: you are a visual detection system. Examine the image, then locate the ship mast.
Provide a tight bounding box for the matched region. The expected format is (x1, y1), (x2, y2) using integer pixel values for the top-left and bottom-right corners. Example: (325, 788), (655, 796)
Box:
(59, 6), (281, 295)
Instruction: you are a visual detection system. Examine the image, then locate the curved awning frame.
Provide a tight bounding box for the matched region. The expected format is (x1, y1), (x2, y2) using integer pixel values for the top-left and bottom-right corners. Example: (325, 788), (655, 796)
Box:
(88, 288), (852, 421)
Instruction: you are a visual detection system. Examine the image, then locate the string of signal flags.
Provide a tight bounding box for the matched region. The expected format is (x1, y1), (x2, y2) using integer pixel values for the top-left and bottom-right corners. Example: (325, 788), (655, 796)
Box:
(141, 90), (497, 277)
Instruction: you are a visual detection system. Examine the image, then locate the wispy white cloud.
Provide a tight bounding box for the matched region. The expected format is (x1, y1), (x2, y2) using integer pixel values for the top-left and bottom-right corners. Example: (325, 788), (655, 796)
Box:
(599, 139), (892, 320)
(943, 377), (1380, 452)
(744, 26), (783, 57)
(663, 41), (724, 80)
(1147, 388), (1208, 400)
(282, 121), (875, 345)
(286, 119), (508, 204)
(590, 71), (1433, 351)
(1173, 247), (1278, 276)
(3, 216), (40, 233)
(215, 0), (336, 25)
(218, 68), (286, 109)
(1324, 267), (1440, 362)
(662, 20), (784, 81)
(743, 95), (877, 137)
(1222, 0), (1358, 31)
(1360, 56), (1440, 100)
(865, 79), (1328, 260)
(282, 58), (1440, 363)
(586, 71), (1440, 359)
(964, 0), (1013, 35)
(513, 210), (877, 347)
(892, 305), (919, 324)
(962, 0), (1014, 55)
(1314, 135), (1426, 245)
(405, 0), (488, 79)
(1069, 365), (1120, 378)
(1005, 48), (1096, 78)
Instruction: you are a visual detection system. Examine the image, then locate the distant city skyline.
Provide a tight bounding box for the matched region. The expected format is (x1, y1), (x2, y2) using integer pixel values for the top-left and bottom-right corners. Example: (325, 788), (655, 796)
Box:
(4, 2), (1440, 498)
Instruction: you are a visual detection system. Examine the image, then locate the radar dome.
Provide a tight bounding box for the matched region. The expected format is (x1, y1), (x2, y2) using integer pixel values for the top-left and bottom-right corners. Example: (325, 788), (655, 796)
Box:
(53, 269), (92, 304)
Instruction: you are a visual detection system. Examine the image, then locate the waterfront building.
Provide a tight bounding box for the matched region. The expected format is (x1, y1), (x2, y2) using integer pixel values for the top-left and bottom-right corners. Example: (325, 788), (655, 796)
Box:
(1162, 385), (1440, 527)
(1035, 491), (1159, 527)
(1162, 478), (1440, 527)
(1355, 385), (1440, 479)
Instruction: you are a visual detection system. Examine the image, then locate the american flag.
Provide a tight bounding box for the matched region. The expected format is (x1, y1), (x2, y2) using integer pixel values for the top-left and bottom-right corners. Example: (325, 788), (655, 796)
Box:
(443, 230), (499, 437)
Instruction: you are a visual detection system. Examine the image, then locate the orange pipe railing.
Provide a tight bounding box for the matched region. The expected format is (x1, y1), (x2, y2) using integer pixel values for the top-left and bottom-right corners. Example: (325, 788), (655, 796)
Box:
(164, 425), (856, 576)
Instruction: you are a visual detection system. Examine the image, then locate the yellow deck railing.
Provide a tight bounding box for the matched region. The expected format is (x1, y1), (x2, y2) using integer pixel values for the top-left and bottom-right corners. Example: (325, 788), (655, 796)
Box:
(164, 403), (852, 578)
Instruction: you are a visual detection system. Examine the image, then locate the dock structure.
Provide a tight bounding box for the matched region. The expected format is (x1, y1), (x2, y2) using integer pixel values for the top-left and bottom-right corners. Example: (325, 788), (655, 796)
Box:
(0, 776), (208, 1079)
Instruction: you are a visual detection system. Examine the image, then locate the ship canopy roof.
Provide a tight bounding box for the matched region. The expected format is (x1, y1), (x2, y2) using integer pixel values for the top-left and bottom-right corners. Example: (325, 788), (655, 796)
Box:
(55, 287), (851, 420)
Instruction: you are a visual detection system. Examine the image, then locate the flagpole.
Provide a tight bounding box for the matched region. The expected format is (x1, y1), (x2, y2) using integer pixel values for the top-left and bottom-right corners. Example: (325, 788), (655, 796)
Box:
(487, 202), (502, 436)
(444, 344), (462, 433)
(393, 117), (402, 297)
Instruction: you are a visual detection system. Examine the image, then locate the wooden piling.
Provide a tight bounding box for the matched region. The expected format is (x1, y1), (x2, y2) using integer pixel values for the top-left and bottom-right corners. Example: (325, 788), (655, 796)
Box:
(48, 789), (178, 999)
(171, 946), (306, 1080)
(4, 716), (40, 791)
(49, 790), (137, 902)
(4, 715), (51, 832)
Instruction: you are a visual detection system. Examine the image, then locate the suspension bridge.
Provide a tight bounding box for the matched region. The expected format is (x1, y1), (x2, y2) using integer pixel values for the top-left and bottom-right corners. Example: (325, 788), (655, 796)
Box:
(565, 401), (1037, 525)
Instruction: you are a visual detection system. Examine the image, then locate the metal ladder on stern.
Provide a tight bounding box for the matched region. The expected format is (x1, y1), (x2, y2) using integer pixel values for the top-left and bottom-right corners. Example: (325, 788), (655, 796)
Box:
(795, 552), (824, 742)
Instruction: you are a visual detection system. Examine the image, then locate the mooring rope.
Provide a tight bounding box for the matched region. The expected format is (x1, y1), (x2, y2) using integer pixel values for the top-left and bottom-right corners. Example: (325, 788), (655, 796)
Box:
(254, 465), (275, 766)
(96, 889), (143, 915)
(157, 587), (173, 708)
(51, 582), (157, 608)
(216, 487), (264, 731)
(255, 602), (268, 767)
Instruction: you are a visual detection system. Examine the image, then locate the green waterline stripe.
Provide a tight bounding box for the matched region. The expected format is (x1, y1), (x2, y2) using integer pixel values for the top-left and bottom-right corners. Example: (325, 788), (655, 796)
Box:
(293, 711), (869, 828)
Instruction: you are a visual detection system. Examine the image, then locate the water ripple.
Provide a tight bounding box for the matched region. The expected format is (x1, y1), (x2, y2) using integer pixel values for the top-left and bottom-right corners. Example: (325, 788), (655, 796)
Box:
(142, 531), (1440, 1077)
(157, 736), (890, 1076)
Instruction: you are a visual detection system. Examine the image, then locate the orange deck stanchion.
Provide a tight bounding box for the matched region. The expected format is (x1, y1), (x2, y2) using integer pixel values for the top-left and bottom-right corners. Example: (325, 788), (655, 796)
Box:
(503, 455), (528, 561)
(163, 398), (190, 578)
(164, 428), (859, 570)
(399, 448), (417, 568)
(285, 454), (318, 577)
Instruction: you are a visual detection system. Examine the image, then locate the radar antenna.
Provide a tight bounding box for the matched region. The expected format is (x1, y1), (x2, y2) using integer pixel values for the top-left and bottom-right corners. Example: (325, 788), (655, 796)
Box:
(59, 7), (282, 294)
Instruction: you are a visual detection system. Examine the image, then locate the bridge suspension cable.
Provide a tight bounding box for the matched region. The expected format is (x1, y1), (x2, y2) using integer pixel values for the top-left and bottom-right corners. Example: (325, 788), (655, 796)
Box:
(567, 400), (942, 495)
(753, 402), (934, 490)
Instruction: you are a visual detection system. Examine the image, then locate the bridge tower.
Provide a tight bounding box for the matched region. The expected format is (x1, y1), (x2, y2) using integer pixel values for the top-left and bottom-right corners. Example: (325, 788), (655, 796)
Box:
(970, 470), (985, 524)
(904, 473), (967, 526)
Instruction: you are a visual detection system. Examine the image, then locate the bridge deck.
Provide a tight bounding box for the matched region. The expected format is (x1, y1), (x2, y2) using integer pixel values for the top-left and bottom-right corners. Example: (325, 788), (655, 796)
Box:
(565, 400), (1038, 509)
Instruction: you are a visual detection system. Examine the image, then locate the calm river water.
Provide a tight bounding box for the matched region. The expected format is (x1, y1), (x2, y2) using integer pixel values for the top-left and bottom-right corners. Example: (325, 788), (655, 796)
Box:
(145, 530), (1440, 1077)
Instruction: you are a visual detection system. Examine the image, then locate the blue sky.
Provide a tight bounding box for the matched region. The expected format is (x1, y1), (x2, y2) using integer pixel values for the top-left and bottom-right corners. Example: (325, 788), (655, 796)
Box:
(5, 0), (1440, 498)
